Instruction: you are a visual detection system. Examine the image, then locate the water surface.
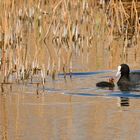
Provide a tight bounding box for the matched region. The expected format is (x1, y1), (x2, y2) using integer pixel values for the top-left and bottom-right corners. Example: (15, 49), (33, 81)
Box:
(1, 70), (140, 140)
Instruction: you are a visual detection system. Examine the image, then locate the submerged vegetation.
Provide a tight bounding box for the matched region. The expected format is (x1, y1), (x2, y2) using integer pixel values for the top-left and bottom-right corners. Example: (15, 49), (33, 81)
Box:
(0, 0), (140, 86)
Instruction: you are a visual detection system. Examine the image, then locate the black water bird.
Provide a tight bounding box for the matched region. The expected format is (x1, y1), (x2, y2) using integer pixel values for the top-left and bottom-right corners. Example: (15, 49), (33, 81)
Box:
(116, 64), (140, 91)
(96, 78), (115, 88)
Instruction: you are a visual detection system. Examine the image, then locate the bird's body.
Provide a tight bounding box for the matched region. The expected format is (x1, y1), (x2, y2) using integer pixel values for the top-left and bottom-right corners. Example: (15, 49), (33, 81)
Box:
(96, 81), (114, 88)
(116, 64), (140, 91)
(96, 78), (115, 88)
(96, 64), (140, 91)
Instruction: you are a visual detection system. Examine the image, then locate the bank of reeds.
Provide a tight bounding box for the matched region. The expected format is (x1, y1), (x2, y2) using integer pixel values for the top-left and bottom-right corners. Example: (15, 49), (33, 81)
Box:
(0, 0), (140, 85)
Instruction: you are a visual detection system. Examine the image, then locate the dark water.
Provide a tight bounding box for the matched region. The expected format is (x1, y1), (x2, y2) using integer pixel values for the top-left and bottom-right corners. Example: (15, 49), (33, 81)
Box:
(1, 70), (140, 140)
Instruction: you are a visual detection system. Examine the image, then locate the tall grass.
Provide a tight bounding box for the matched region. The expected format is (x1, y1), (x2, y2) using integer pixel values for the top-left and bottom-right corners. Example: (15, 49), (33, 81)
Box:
(0, 0), (139, 84)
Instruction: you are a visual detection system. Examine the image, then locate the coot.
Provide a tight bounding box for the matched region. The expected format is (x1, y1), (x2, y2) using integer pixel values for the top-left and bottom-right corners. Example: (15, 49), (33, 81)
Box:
(96, 77), (115, 88)
(116, 64), (140, 90)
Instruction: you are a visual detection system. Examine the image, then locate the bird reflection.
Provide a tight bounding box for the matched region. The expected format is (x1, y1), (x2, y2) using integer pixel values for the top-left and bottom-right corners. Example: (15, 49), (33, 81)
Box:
(120, 97), (130, 107)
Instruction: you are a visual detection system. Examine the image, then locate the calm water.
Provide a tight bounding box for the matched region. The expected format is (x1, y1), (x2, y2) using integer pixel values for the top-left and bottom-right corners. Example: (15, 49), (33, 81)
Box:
(1, 70), (140, 140)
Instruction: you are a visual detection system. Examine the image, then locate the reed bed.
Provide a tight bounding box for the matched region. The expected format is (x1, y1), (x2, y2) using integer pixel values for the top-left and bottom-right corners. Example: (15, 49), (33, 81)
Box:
(0, 0), (140, 86)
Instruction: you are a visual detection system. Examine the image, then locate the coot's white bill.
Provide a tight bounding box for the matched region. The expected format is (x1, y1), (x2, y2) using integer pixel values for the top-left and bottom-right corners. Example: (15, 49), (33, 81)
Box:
(116, 65), (121, 77)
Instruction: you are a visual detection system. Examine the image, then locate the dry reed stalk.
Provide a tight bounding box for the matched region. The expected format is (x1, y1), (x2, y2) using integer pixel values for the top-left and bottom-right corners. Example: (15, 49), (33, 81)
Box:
(0, 0), (139, 86)
(41, 64), (45, 88)
(132, 1), (139, 35)
(119, 0), (130, 22)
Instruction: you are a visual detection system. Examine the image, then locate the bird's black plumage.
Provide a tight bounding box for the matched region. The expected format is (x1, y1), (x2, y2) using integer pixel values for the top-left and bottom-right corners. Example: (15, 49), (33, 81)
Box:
(116, 64), (140, 91)
(96, 78), (115, 88)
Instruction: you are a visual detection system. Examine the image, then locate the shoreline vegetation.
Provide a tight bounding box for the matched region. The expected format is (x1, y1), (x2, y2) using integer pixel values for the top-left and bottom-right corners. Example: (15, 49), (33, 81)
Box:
(0, 0), (140, 86)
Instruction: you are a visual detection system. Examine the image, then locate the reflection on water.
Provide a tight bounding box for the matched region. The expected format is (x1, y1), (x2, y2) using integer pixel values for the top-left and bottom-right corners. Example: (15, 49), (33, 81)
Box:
(0, 94), (8, 140)
(117, 96), (130, 108)
(120, 97), (130, 107)
(72, 38), (140, 72)
(1, 93), (140, 140)
(1, 70), (140, 140)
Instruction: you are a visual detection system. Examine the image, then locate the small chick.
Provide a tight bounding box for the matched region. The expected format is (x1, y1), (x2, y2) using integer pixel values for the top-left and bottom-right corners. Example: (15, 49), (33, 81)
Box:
(96, 77), (115, 88)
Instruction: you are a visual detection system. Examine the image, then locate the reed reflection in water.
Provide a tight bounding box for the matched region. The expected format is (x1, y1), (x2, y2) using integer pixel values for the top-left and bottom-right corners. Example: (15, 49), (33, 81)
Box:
(1, 92), (140, 140)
